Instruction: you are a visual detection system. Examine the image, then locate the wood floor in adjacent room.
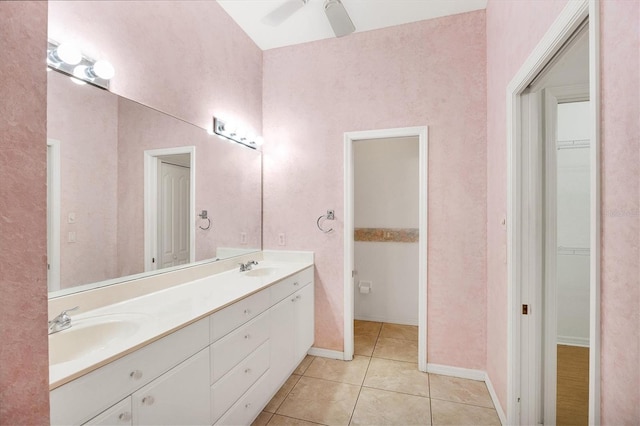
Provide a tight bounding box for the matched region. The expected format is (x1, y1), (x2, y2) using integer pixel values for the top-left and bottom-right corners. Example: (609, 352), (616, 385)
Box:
(557, 344), (589, 426)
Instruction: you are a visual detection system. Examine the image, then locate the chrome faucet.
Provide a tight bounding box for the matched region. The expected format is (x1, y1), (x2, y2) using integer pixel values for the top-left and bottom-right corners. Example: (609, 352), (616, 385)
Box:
(48, 306), (79, 334)
(238, 260), (259, 272)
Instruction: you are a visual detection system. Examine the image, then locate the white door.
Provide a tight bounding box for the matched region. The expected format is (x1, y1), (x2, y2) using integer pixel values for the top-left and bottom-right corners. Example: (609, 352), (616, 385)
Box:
(157, 161), (190, 269)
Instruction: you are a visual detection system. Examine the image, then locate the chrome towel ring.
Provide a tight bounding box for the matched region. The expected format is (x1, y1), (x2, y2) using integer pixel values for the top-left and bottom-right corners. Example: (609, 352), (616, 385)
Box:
(198, 210), (211, 230)
(316, 210), (335, 233)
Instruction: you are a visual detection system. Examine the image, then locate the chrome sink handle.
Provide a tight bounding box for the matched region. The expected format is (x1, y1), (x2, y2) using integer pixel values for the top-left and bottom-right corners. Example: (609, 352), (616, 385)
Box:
(239, 260), (259, 272)
(48, 306), (79, 334)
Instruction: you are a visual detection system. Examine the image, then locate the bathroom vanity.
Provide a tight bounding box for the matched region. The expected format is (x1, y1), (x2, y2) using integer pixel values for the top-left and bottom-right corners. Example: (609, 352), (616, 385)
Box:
(49, 252), (314, 426)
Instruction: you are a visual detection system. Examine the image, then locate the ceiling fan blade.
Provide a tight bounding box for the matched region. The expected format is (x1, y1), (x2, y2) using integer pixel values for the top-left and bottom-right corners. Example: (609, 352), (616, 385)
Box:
(324, 0), (355, 37)
(261, 0), (308, 27)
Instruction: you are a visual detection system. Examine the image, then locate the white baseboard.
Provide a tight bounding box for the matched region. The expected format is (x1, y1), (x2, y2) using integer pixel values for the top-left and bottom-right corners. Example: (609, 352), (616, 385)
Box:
(426, 363), (486, 381)
(557, 335), (590, 347)
(354, 315), (418, 326)
(427, 364), (505, 426)
(307, 347), (345, 360)
(484, 372), (507, 426)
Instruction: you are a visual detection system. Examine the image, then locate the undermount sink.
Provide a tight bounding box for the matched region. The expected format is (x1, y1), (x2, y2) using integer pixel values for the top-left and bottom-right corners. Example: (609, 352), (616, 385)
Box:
(244, 267), (279, 277)
(49, 313), (148, 365)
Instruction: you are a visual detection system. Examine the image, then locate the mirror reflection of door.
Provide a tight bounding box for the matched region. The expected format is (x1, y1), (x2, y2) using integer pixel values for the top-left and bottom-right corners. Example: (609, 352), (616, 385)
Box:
(157, 155), (191, 269)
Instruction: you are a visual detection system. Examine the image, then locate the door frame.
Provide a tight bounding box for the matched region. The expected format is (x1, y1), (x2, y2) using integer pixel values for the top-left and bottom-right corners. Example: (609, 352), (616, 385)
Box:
(47, 138), (61, 292)
(506, 0), (600, 424)
(343, 126), (428, 372)
(144, 146), (196, 271)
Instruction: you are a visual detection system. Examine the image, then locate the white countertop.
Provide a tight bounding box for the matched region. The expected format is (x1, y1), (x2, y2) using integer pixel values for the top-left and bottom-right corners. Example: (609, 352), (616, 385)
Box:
(49, 258), (313, 390)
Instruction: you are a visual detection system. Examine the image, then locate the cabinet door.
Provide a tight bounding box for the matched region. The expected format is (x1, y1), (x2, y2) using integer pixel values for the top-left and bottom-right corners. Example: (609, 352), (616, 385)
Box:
(294, 284), (315, 361)
(84, 397), (132, 426)
(269, 296), (296, 384)
(132, 348), (210, 426)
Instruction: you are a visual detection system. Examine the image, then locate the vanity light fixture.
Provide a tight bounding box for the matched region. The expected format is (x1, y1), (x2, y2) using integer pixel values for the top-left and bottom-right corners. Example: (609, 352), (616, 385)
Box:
(47, 40), (115, 90)
(212, 117), (263, 149)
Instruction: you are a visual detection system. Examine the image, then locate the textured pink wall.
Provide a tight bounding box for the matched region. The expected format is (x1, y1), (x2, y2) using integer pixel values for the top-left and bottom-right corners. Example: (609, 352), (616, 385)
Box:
(47, 71), (120, 289)
(485, 0), (569, 411)
(48, 0), (262, 140)
(0, 2), (50, 424)
(263, 11), (488, 369)
(599, 1), (640, 422)
(486, 0), (640, 421)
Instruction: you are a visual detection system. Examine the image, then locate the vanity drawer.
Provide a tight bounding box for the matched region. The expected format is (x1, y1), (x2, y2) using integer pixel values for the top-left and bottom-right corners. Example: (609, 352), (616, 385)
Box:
(211, 341), (270, 423)
(210, 289), (270, 343)
(269, 267), (313, 304)
(214, 370), (272, 426)
(83, 397), (132, 426)
(211, 310), (270, 383)
(51, 318), (209, 426)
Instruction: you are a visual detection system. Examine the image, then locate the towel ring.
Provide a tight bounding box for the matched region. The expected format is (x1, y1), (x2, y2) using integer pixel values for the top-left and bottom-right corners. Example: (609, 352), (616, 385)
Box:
(316, 215), (333, 233)
(199, 217), (211, 230)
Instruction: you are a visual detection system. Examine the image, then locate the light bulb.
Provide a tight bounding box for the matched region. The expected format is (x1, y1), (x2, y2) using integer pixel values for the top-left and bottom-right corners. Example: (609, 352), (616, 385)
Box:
(91, 60), (115, 80)
(73, 65), (88, 79)
(56, 43), (82, 65)
(69, 76), (86, 86)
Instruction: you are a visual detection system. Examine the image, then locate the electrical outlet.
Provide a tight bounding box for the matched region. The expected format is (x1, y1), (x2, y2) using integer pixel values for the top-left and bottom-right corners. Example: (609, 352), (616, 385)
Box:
(68, 231), (76, 243)
(278, 233), (286, 246)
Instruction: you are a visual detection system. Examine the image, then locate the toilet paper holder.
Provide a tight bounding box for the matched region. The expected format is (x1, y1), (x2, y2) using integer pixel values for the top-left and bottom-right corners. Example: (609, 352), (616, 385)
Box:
(358, 280), (372, 294)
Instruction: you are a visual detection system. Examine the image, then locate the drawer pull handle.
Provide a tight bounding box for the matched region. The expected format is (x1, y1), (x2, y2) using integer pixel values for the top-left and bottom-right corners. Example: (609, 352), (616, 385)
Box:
(293, 281), (299, 286)
(118, 412), (132, 422)
(245, 368), (252, 374)
(291, 297), (296, 302)
(142, 396), (155, 406)
(244, 334), (250, 339)
(244, 309), (251, 315)
(129, 370), (143, 380)
(245, 403), (252, 409)
(296, 295), (301, 300)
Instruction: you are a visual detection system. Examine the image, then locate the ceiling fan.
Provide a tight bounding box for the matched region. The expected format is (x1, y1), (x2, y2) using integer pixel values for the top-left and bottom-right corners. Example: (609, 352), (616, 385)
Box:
(262, 0), (356, 38)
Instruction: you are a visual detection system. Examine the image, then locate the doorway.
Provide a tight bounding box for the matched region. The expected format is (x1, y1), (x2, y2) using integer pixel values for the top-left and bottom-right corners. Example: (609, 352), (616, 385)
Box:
(144, 147), (196, 272)
(344, 126), (428, 372)
(506, 1), (600, 424)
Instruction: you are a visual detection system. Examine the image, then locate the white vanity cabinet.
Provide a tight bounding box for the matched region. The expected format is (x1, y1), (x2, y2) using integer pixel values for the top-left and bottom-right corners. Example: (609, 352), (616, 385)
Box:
(52, 318), (210, 426)
(51, 264), (315, 426)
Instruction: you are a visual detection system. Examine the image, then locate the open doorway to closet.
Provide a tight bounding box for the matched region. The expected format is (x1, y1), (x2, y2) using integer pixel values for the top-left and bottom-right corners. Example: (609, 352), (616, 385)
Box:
(344, 127), (427, 372)
(506, 2), (600, 424)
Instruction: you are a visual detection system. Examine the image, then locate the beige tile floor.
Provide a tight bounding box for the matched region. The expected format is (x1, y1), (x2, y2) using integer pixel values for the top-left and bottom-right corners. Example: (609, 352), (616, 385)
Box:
(252, 321), (501, 426)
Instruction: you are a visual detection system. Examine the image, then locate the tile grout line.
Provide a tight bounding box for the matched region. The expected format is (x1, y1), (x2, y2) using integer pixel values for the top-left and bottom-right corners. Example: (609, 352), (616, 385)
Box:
(347, 351), (373, 425)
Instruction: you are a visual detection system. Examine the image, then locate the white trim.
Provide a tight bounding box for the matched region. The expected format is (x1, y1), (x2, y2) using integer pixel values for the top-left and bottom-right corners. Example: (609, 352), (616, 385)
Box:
(427, 364), (506, 425)
(144, 146), (196, 271)
(307, 347), (344, 360)
(485, 372), (508, 426)
(587, 2), (601, 423)
(343, 126), (428, 372)
(354, 315), (417, 326)
(47, 138), (61, 292)
(557, 336), (590, 347)
(506, 0), (601, 424)
(426, 363), (485, 381)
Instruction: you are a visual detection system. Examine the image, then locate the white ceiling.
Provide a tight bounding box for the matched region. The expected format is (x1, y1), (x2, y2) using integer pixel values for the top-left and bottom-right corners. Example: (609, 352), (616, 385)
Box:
(217, 0), (487, 50)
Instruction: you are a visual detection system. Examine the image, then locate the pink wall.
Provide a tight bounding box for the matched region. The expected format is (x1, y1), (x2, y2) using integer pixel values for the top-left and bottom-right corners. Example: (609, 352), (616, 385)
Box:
(599, 1), (640, 422)
(263, 11), (488, 369)
(486, 0), (640, 421)
(47, 71), (120, 289)
(0, 1), (50, 424)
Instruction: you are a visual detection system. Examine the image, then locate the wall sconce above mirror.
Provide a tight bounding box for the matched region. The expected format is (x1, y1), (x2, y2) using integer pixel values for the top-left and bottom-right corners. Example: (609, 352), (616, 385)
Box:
(213, 117), (263, 149)
(47, 40), (114, 89)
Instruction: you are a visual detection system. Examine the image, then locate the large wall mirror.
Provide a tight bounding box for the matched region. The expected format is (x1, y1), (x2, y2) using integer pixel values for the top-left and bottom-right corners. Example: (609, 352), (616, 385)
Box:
(47, 70), (262, 297)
